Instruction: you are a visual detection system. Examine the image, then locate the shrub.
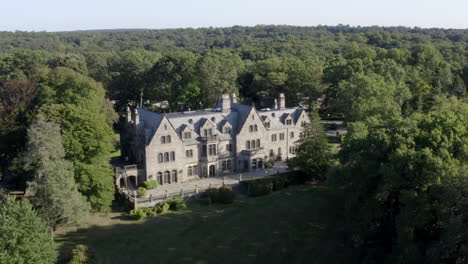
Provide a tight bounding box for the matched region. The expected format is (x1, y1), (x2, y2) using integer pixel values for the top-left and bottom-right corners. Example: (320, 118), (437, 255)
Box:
(250, 182), (273, 197)
(167, 195), (187, 211)
(155, 202), (170, 214)
(142, 207), (156, 216)
(265, 160), (275, 169)
(217, 186), (235, 204)
(272, 177), (287, 191)
(69, 244), (96, 264)
(205, 188), (219, 204)
(143, 180), (159, 189)
(137, 187), (147, 197)
(129, 209), (147, 220)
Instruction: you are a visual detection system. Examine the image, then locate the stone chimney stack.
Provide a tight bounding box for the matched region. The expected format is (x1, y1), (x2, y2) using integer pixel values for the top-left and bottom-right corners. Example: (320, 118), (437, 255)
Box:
(134, 108), (140, 127)
(230, 93), (237, 103)
(278, 93), (286, 109)
(221, 94), (231, 112)
(126, 106), (132, 123)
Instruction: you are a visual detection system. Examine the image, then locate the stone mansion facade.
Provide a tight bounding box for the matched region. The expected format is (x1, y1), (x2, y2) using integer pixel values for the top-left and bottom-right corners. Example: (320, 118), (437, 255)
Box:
(121, 93), (309, 186)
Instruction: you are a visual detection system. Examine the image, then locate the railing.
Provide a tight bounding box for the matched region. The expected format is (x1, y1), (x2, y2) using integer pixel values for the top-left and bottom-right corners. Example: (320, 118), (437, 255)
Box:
(200, 135), (218, 142)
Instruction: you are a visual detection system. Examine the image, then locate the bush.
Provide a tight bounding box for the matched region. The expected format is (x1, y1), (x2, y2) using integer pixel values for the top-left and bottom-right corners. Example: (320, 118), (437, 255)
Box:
(205, 188), (219, 204)
(143, 180), (159, 189)
(167, 195), (186, 211)
(265, 160), (275, 169)
(129, 208), (147, 220)
(142, 207), (156, 216)
(155, 202), (170, 214)
(69, 244), (96, 264)
(272, 177), (287, 191)
(217, 186), (235, 204)
(137, 187), (147, 197)
(250, 182), (273, 197)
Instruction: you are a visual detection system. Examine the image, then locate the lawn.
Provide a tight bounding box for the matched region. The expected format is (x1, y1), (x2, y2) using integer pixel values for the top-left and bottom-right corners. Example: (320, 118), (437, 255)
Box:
(55, 186), (353, 264)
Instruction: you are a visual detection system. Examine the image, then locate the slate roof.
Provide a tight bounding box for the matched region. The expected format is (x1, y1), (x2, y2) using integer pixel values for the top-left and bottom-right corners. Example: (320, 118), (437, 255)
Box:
(136, 99), (305, 143)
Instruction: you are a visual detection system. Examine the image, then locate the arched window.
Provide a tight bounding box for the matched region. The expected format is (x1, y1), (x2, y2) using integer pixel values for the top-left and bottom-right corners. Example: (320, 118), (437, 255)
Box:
(254, 125), (258, 131)
(249, 125), (253, 132)
(251, 140), (256, 149)
(158, 153), (163, 163)
(170, 151), (175, 161)
(193, 165), (198, 175)
(188, 166), (193, 176)
(171, 170), (178, 183)
(167, 135), (171, 143)
(246, 141), (251, 149)
(164, 171), (170, 184)
(161, 136), (166, 144)
(256, 139), (260, 148)
(164, 152), (169, 162)
(157, 172), (163, 185)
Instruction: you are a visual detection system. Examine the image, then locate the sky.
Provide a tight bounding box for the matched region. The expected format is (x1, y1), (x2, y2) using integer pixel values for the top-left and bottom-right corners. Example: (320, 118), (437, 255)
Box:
(1, 0), (467, 32)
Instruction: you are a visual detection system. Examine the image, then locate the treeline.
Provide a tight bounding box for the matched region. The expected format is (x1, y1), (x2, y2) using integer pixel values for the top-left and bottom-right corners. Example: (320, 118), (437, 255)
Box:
(0, 25), (466, 262)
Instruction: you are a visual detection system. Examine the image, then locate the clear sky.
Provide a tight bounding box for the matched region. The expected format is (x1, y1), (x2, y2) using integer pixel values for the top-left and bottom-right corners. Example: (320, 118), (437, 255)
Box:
(1, 0), (467, 31)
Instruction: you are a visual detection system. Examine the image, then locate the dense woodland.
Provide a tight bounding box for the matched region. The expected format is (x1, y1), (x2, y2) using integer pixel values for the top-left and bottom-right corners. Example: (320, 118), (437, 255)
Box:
(0, 25), (467, 263)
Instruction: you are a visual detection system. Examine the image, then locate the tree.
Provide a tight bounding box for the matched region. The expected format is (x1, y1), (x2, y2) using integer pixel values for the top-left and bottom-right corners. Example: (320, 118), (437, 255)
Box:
(38, 68), (116, 212)
(22, 118), (89, 229)
(330, 96), (468, 263)
(196, 50), (243, 106)
(0, 198), (57, 264)
(288, 112), (333, 180)
(333, 73), (401, 122)
(48, 53), (89, 76)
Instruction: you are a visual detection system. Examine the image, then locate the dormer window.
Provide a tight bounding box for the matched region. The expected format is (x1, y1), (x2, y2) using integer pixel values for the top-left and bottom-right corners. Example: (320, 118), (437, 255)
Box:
(265, 122), (270, 128)
(223, 127), (231, 134)
(183, 132), (191, 139)
(286, 119), (292, 125)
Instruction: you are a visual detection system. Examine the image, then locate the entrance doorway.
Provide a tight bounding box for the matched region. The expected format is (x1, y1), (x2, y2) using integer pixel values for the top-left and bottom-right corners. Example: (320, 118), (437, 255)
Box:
(209, 165), (216, 176)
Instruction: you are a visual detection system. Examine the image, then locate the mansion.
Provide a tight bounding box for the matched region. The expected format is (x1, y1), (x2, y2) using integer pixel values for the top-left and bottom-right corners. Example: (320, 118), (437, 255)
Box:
(121, 93), (309, 186)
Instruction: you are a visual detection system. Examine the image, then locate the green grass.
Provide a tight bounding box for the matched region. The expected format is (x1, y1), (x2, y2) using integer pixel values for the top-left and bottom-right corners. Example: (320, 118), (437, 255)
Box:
(55, 186), (352, 264)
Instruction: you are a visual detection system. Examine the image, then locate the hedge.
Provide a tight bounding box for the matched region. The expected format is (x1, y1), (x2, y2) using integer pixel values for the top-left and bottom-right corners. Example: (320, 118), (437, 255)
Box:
(239, 171), (305, 197)
(143, 180), (159, 189)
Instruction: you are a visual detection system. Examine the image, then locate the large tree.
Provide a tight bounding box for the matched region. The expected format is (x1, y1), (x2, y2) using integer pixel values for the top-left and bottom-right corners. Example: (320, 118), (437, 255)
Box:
(23, 118), (89, 229)
(330, 96), (468, 263)
(0, 198), (57, 264)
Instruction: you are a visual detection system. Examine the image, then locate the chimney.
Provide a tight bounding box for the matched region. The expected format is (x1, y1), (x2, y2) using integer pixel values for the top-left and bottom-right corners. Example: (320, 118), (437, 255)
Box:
(221, 94), (231, 112)
(134, 108), (140, 127)
(126, 106), (132, 123)
(230, 93), (237, 103)
(278, 93), (285, 109)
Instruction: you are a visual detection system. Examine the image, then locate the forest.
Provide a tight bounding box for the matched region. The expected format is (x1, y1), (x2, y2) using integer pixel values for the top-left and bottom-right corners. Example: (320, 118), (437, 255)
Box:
(0, 25), (467, 263)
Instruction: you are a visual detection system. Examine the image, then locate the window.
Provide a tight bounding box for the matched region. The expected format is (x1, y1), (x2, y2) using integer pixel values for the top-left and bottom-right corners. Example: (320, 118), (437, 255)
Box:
(158, 153), (163, 163)
(208, 129), (213, 136)
(157, 172), (163, 185)
(278, 147), (282, 155)
(256, 139), (260, 148)
(222, 161), (227, 171)
(161, 136), (166, 144)
(171, 170), (178, 183)
(251, 140), (256, 149)
(301, 121), (306, 127)
(290, 132), (294, 138)
(254, 125), (258, 131)
(164, 152), (169, 162)
(164, 124), (167, 130)
(193, 165), (198, 175)
(164, 171), (170, 184)
(186, 149), (193, 158)
(226, 143), (232, 152)
(269, 149), (274, 157)
(226, 160), (232, 170)
(202, 145), (207, 157)
(280, 133), (285, 140)
(249, 125), (253, 132)
(286, 119), (292, 125)
(188, 166), (193, 176)
(170, 151), (175, 161)
(252, 159), (257, 170)
(265, 122), (270, 128)
(299, 132), (304, 139)
(252, 115), (254, 120)
(272, 134), (277, 142)
(224, 127), (231, 134)
(208, 144), (217, 155)
(183, 132), (191, 139)
(246, 141), (251, 149)
(211, 117), (216, 122)
(167, 135), (171, 143)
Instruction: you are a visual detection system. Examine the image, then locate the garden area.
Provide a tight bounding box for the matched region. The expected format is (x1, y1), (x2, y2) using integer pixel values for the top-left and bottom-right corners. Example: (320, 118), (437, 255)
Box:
(55, 185), (353, 264)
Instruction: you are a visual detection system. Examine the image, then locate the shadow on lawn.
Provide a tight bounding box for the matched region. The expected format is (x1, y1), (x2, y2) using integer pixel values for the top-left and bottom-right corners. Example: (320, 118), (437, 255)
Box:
(56, 186), (353, 264)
